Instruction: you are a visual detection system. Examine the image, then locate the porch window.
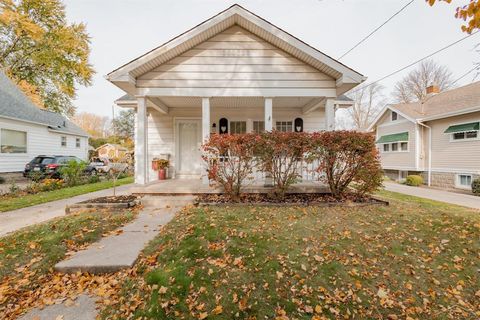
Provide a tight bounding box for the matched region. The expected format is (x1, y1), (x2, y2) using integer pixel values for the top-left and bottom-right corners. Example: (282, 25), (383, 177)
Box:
(275, 121), (293, 132)
(230, 121), (246, 134)
(253, 121), (265, 133)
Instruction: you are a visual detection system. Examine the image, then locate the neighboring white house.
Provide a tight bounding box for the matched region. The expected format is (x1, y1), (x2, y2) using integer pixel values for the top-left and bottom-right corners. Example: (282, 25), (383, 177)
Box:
(369, 82), (480, 191)
(0, 71), (89, 173)
(107, 4), (365, 185)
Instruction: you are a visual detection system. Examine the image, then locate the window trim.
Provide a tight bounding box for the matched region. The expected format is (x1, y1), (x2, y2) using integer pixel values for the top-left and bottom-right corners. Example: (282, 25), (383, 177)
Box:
(447, 120), (480, 143)
(0, 128), (28, 154)
(61, 136), (67, 147)
(391, 111), (398, 122)
(455, 173), (473, 190)
(75, 137), (81, 148)
(229, 120), (247, 134)
(275, 120), (294, 132)
(379, 141), (409, 153)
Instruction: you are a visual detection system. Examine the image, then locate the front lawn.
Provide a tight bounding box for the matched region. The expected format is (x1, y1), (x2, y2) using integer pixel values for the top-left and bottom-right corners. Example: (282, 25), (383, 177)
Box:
(0, 177), (133, 212)
(101, 191), (480, 319)
(0, 207), (138, 317)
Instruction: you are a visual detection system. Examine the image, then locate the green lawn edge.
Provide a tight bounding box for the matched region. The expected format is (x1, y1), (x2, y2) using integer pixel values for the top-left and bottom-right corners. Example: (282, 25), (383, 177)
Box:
(0, 177), (133, 212)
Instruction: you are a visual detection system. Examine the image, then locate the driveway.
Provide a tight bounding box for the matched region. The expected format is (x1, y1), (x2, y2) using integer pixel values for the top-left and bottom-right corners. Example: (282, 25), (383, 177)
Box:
(0, 184), (134, 237)
(383, 181), (480, 210)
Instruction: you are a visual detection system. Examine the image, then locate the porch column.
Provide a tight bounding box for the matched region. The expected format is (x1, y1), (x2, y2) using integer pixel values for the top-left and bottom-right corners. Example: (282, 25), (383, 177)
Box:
(202, 97), (210, 184)
(135, 96), (148, 185)
(264, 97), (273, 187)
(264, 97), (273, 131)
(325, 98), (335, 131)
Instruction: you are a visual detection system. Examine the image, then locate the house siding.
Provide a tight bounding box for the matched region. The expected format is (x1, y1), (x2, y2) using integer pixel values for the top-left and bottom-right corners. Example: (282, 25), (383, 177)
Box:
(0, 117), (88, 173)
(144, 107), (325, 182)
(376, 110), (417, 170)
(138, 26), (336, 94)
(425, 111), (480, 174)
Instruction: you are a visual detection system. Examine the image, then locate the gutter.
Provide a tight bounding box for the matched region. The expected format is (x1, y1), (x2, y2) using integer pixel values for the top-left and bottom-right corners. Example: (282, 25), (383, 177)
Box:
(417, 121), (432, 186)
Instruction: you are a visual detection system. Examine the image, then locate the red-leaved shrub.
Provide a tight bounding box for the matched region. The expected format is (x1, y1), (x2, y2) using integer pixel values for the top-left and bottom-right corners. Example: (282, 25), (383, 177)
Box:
(255, 131), (311, 199)
(202, 133), (258, 201)
(309, 131), (383, 199)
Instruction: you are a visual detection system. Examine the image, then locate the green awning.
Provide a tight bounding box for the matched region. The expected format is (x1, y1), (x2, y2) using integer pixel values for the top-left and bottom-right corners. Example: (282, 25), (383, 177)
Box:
(376, 132), (409, 144)
(444, 122), (479, 134)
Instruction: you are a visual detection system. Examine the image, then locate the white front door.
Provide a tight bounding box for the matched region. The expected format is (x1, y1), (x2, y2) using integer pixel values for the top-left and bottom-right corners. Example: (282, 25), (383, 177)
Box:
(176, 119), (202, 175)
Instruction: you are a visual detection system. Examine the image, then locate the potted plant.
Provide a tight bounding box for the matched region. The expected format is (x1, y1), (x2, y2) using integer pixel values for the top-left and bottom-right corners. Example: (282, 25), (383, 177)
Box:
(157, 159), (169, 180)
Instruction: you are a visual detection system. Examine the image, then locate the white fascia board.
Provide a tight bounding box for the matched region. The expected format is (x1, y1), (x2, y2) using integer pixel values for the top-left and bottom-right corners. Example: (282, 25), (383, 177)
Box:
(417, 106), (480, 122)
(137, 87), (337, 97)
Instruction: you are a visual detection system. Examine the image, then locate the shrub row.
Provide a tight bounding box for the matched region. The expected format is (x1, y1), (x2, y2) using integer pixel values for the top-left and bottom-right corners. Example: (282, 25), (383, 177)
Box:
(202, 131), (383, 201)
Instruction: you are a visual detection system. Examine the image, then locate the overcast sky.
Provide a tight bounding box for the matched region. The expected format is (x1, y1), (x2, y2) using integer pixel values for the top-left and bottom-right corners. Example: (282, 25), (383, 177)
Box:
(63, 0), (479, 117)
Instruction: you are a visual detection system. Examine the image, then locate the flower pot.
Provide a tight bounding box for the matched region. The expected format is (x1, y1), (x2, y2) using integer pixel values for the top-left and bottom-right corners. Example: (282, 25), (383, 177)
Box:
(152, 161), (159, 171)
(158, 168), (167, 180)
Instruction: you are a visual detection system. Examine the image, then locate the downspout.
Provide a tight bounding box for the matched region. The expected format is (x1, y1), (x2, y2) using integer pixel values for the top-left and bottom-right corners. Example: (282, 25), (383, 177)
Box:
(418, 122), (432, 186)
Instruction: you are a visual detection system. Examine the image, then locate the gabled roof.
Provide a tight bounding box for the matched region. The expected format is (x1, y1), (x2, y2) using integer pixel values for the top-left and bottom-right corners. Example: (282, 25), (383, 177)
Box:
(107, 4), (365, 95)
(368, 81), (480, 131)
(0, 71), (88, 137)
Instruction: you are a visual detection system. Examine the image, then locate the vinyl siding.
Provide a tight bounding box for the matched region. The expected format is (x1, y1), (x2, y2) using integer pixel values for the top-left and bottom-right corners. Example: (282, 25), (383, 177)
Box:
(0, 117), (88, 172)
(138, 26), (335, 94)
(425, 111), (480, 174)
(144, 106), (325, 182)
(376, 110), (417, 170)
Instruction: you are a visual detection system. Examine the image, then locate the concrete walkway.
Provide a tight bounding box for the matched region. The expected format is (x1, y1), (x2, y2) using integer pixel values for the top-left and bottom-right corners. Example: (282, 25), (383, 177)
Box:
(384, 181), (480, 210)
(19, 294), (97, 320)
(55, 206), (179, 273)
(0, 184), (133, 237)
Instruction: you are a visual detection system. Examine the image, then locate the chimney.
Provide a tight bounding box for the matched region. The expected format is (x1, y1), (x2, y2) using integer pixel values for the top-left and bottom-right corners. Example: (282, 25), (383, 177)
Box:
(426, 84), (440, 95)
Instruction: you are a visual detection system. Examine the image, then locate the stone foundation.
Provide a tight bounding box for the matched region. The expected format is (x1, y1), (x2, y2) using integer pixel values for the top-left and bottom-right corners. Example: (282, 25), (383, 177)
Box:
(384, 169), (400, 181)
(419, 171), (479, 191)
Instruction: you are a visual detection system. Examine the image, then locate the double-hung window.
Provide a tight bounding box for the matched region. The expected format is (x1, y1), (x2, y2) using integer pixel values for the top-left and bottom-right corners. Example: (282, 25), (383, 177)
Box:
(61, 136), (67, 147)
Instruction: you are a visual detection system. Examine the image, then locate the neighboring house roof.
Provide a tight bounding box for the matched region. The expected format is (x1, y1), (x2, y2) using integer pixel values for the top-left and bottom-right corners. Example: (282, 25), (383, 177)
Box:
(0, 71), (89, 137)
(106, 4), (366, 95)
(96, 143), (128, 151)
(368, 81), (480, 131)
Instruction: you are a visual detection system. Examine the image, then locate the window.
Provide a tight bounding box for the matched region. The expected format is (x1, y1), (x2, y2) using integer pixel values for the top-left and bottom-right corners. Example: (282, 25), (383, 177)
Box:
(391, 111), (398, 121)
(381, 141), (408, 153)
(76, 138), (81, 148)
(391, 143), (398, 152)
(456, 174), (472, 189)
(453, 131), (478, 140)
(399, 171), (408, 181)
(383, 144), (389, 152)
(61, 136), (67, 147)
(230, 121), (246, 134)
(1, 129), (27, 153)
(275, 121), (293, 132)
(253, 121), (265, 133)
(401, 142), (408, 151)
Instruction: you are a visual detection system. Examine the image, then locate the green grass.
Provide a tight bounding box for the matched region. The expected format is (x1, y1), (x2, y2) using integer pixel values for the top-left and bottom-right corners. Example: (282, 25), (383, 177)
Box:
(0, 208), (137, 311)
(101, 191), (480, 320)
(0, 177), (133, 212)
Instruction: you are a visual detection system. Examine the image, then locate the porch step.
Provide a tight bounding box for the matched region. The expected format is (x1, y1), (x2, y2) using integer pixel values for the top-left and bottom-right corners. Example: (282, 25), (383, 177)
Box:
(141, 195), (196, 208)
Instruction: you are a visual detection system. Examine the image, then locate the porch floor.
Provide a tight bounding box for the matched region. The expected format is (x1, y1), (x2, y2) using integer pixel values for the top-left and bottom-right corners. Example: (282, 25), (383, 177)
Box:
(130, 178), (329, 195)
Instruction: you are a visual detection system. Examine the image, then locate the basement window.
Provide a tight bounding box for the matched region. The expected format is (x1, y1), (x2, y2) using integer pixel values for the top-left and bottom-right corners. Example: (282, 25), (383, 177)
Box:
(456, 174), (472, 189)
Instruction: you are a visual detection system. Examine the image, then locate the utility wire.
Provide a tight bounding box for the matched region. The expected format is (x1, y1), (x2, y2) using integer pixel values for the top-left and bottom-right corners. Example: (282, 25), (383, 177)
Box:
(339, 0), (414, 59)
(451, 65), (480, 85)
(348, 31), (479, 95)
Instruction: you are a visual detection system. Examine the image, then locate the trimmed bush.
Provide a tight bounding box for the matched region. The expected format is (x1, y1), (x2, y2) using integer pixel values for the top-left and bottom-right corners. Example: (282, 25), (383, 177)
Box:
(472, 178), (480, 196)
(405, 175), (423, 186)
(309, 131), (383, 199)
(202, 133), (258, 201)
(255, 132), (311, 199)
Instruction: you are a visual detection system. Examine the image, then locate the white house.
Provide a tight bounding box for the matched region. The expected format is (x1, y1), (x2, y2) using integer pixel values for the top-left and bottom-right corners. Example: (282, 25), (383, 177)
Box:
(0, 71), (89, 173)
(107, 4), (365, 185)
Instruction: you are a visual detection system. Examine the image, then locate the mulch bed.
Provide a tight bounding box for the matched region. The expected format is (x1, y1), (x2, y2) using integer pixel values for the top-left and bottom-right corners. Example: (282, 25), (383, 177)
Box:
(79, 195), (138, 204)
(196, 193), (388, 207)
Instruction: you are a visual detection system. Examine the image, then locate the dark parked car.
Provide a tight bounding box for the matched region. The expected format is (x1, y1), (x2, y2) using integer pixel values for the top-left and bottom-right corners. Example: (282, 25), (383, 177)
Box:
(24, 155), (97, 179)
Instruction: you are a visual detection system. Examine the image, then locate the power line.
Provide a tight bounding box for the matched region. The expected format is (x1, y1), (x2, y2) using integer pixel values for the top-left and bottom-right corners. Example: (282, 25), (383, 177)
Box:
(339, 0), (414, 59)
(348, 31), (479, 95)
(451, 65), (480, 85)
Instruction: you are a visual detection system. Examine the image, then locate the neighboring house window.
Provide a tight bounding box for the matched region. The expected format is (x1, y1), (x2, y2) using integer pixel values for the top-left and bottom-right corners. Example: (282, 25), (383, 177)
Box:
(456, 174), (472, 189)
(391, 143), (398, 152)
(275, 121), (293, 132)
(452, 131), (478, 141)
(253, 121), (265, 133)
(61, 136), (67, 147)
(76, 138), (81, 148)
(1, 129), (27, 153)
(230, 121), (246, 134)
(391, 111), (398, 121)
(401, 142), (408, 151)
(383, 144), (389, 152)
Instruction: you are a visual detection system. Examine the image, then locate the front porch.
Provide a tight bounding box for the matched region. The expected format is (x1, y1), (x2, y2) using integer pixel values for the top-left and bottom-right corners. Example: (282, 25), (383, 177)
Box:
(130, 177), (330, 195)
